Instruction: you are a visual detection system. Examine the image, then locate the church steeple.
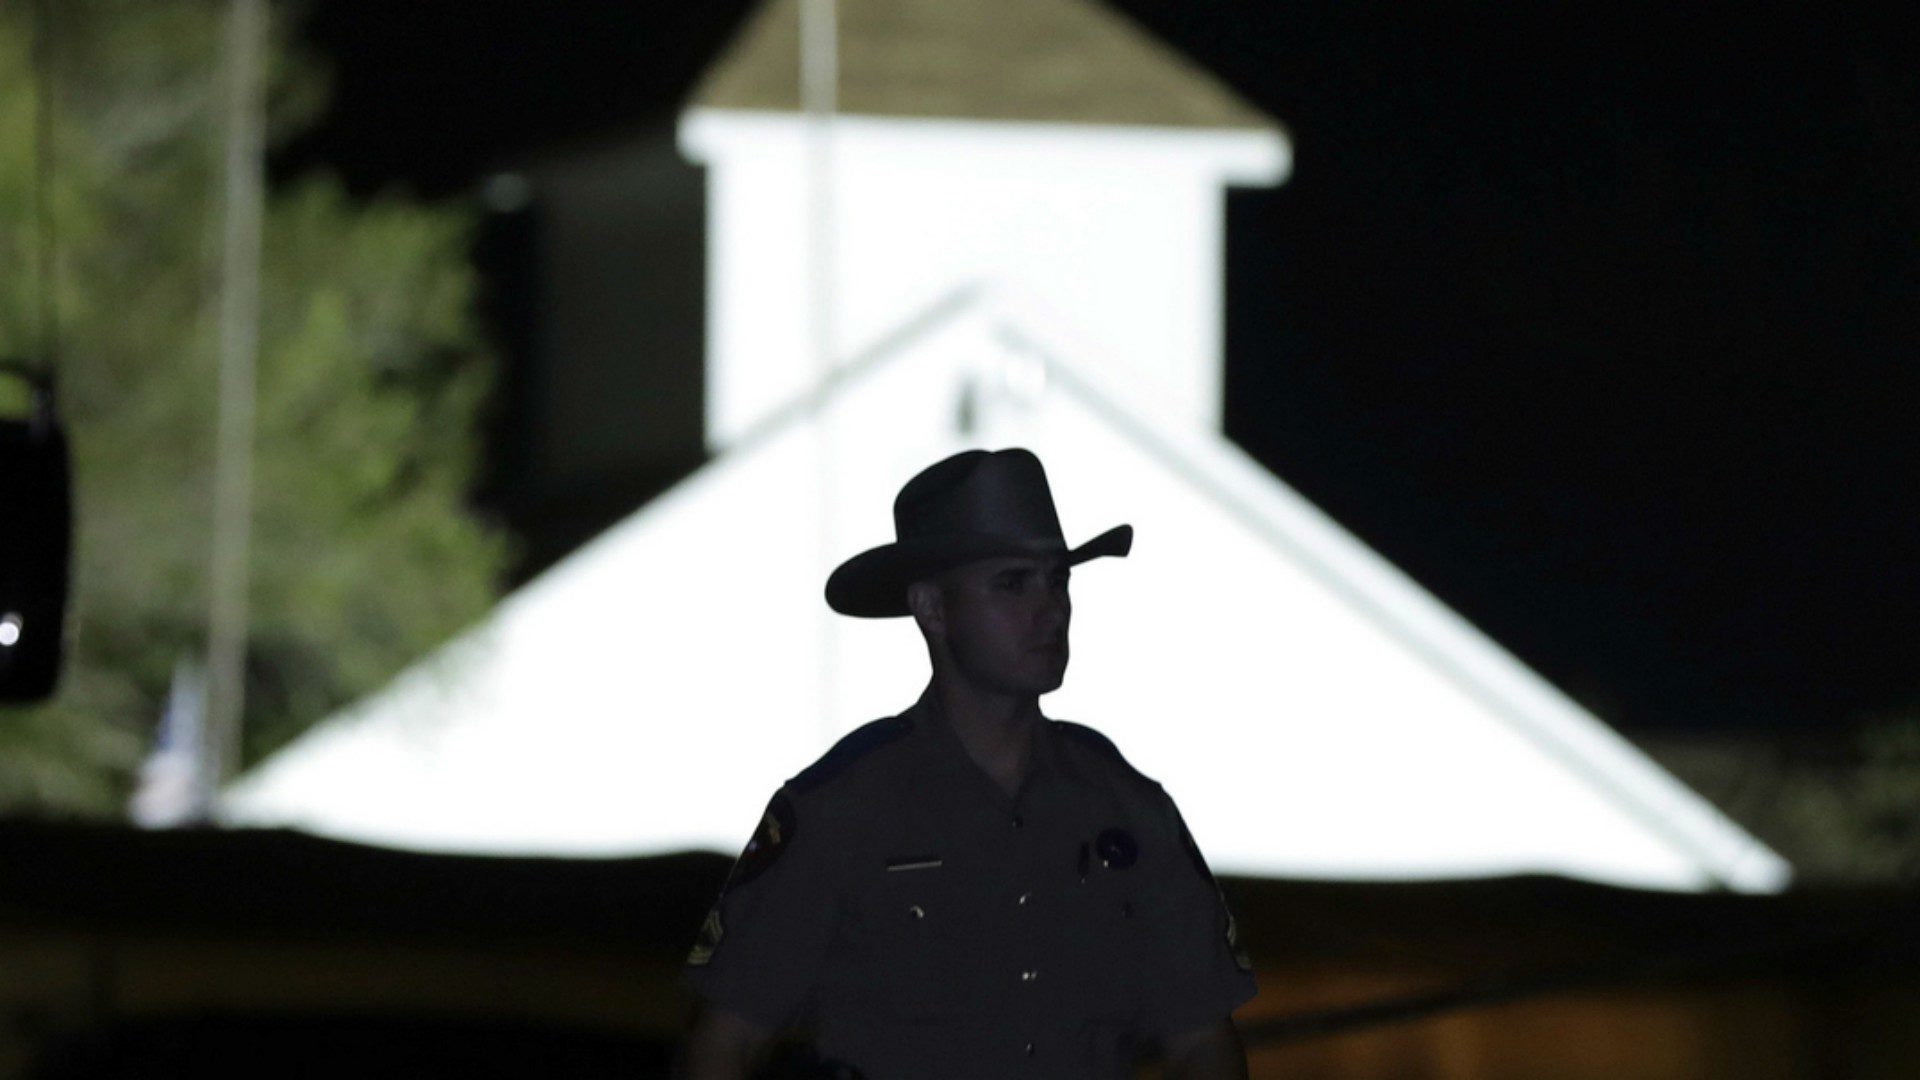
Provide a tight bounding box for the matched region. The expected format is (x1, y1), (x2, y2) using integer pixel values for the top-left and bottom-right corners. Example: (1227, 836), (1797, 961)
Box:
(680, 0), (1290, 450)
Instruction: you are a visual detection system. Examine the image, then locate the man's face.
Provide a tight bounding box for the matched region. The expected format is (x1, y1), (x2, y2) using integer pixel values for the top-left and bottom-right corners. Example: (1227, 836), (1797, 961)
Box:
(927, 555), (1073, 697)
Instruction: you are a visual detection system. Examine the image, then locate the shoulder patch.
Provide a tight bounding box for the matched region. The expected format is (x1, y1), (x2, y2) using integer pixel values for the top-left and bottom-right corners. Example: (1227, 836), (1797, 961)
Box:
(1053, 720), (1157, 784)
(728, 791), (796, 891)
(690, 790), (797, 967)
(686, 906), (723, 967)
(1182, 822), (1255, 972)
(789, 714), (913, 795)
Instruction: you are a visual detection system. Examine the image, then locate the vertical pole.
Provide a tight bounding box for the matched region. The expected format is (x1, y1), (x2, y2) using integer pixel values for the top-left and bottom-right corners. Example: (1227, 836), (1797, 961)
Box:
(800, 0), (838, 382)
(28, 0), (60, 377)
(204, 0), (266, 806)
(801, 0), (841, 744)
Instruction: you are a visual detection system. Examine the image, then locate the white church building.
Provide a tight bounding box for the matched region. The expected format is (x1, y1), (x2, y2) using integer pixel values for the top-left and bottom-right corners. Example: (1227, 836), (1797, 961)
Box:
(222, 0), (1789, 893)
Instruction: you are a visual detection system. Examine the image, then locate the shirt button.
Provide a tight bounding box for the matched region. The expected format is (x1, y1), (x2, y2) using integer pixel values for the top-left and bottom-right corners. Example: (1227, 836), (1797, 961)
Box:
(1017, 891), (1032, 906)
(1010, 814), (1023, 829)
(1020, 969), (1040, 983)
(1024, 1042), (1036, 1057)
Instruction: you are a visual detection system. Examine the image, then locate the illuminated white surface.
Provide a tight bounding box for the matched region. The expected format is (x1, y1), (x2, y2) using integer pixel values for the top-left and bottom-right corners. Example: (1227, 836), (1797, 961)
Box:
(223, 291), (1788, 892)
(222, 90), (1788, 892)
(681, 111), (1288, 451)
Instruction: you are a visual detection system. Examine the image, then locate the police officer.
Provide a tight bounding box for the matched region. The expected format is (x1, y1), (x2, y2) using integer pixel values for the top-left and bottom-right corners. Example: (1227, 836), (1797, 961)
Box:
(681, 449), (1255, 1079)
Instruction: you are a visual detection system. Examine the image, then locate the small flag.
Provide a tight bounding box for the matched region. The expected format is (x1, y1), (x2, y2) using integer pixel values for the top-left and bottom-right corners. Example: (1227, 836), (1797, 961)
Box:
(129, 659), (211, 827)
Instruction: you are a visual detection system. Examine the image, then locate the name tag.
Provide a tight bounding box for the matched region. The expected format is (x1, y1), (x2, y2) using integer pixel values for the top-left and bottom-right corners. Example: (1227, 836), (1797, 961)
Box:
(885, 855), (944, 872)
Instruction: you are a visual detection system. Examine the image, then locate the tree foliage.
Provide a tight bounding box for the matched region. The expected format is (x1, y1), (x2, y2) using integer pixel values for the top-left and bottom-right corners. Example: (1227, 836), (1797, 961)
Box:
(1770, 711), (1920, 885)
(0, 2), (507, 811)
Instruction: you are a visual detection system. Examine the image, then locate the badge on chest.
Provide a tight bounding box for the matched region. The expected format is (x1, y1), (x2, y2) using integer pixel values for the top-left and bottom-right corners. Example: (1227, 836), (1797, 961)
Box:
(1079, 826), (1138, 879)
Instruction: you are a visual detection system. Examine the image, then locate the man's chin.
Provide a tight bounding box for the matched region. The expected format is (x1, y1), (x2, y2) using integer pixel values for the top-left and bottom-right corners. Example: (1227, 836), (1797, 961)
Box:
(997, 669), (1066, 698)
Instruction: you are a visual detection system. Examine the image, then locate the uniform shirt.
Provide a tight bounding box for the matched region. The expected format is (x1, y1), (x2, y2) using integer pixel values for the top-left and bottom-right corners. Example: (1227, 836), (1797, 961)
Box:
(685, 694), (1257, 1079)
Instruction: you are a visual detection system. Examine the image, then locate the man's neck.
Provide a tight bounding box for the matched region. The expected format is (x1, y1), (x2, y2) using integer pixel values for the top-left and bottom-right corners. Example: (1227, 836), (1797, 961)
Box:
(925, 675), (1042, 795)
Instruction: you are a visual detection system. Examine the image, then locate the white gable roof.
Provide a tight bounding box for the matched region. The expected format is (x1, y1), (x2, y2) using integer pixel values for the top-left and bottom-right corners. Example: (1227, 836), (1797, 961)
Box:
(222, 288), (1789, 893)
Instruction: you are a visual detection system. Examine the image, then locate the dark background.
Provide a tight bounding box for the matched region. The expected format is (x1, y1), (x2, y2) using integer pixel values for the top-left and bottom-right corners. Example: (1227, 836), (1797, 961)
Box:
(273, 2), (1919, 737)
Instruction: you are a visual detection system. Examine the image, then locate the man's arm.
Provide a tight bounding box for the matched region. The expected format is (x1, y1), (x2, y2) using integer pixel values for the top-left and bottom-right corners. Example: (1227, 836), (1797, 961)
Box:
(680, 785), (843, 1075)
(678, 1000), (776, 1080)
(1163, 1017), (1250, 1080)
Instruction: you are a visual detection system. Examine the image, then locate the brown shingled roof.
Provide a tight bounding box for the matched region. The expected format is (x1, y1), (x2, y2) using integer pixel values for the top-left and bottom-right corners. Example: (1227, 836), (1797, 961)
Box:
(689, 0), (1279, 132)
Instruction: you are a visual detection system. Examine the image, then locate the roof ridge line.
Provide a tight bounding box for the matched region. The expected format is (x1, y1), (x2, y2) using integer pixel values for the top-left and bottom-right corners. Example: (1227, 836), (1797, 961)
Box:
(997, 314), (1788, 891)
(689, 0), (1279, 133)
(478, 281), (997, 616)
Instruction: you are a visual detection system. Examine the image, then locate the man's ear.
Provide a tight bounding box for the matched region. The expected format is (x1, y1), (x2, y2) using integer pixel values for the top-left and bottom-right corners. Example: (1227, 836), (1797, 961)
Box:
(906, 579), (944, 639)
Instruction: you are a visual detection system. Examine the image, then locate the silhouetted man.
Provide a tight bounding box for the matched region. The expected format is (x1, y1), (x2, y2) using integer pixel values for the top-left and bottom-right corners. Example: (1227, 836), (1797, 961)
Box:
(681, 448), (1254, 1079)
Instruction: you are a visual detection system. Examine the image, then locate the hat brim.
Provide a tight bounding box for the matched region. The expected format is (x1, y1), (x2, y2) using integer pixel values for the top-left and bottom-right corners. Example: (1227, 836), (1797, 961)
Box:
(825, 524), (1132, 618)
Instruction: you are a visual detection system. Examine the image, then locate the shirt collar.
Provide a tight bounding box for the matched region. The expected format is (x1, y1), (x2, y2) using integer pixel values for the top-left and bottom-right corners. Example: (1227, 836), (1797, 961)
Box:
(902, 687), (1062, 790)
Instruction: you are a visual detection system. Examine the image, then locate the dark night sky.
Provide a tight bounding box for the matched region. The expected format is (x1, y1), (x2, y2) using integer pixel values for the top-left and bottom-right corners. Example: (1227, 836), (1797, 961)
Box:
(279, 3), (1918, 735)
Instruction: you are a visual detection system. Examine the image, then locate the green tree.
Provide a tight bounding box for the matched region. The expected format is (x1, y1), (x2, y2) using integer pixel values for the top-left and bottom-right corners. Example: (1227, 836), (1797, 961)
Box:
(0, 2), (507, 810)
(1770, 710), (1920, 885)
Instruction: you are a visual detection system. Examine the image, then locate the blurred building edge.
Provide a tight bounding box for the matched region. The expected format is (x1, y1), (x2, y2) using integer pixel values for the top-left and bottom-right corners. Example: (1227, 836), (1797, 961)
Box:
(217, 0), (1788, 894)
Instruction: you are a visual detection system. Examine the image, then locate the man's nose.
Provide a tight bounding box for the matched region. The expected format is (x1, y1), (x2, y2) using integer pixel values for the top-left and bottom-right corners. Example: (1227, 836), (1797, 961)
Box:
(1040, 590), (1070, 629)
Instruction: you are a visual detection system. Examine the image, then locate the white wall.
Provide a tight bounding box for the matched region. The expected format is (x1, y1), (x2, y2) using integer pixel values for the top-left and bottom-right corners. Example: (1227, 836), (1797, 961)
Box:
(680, 110), (1288, 449)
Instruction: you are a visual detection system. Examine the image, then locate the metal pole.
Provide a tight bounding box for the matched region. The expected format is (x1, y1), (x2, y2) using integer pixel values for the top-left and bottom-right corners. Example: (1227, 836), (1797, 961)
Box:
(801, 0), (841, 743)
(204, 0), (266, 806)
(29, 0), (61, 378)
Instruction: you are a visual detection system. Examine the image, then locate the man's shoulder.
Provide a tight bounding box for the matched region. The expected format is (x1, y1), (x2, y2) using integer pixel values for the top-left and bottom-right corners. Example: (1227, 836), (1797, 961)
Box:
(1050, 719), (1166, 793)
(1052, 721), (1200, 854)
(786, 713), (916, 797)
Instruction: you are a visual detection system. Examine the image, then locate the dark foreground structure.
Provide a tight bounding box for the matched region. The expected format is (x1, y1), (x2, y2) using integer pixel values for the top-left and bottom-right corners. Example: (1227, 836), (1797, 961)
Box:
(1, 820), (1916, 1078)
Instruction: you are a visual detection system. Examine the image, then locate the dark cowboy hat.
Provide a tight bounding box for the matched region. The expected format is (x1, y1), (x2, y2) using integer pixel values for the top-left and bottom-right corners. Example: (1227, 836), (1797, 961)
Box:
(826, 448), (1132, 618)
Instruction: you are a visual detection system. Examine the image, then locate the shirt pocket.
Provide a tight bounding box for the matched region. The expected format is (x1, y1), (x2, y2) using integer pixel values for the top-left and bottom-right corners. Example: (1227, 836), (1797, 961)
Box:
(1061, 863), (1148, 1021)
(866, 868), (996, 1021)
